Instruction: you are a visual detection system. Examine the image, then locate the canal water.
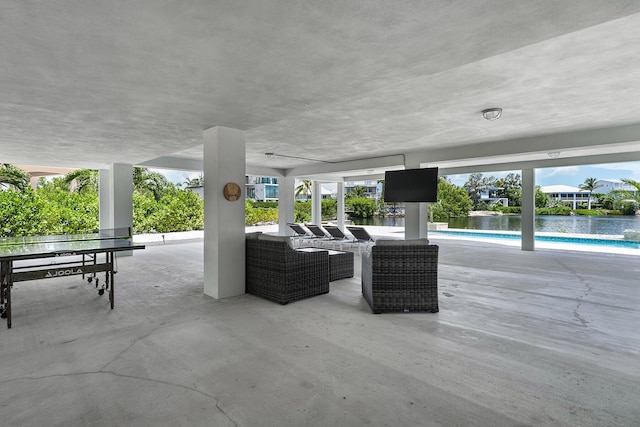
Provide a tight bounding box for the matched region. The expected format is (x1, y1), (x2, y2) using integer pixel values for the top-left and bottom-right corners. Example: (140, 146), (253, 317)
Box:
(352, 215), (640, 236)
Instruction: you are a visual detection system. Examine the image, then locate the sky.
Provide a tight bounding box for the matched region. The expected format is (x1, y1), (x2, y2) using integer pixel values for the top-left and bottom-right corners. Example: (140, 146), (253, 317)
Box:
(447, 161), (640, 188)
(154, 161), (640, 190)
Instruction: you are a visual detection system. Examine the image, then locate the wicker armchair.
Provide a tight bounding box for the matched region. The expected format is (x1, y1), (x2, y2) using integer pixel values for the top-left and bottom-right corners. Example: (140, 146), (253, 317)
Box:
(361, 239), (439, 314)
(246, 233), (330, 304)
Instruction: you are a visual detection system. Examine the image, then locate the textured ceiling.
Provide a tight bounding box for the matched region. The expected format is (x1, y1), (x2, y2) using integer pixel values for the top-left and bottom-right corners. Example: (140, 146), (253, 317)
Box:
(2, 1), (640, 176)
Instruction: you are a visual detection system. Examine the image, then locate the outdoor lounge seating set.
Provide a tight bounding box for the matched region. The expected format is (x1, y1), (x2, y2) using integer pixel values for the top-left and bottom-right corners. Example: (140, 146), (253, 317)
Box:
(361, 238), (439, 314)
(246, 229), (439, 314)
(245, 232), (353, 305)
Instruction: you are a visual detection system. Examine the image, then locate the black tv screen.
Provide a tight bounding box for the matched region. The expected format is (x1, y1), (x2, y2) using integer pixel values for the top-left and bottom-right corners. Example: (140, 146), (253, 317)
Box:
(384, 168), (439, 202)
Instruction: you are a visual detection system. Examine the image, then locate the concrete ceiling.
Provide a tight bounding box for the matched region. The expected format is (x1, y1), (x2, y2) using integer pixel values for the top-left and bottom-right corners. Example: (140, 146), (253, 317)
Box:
(3, 1), (640, 180)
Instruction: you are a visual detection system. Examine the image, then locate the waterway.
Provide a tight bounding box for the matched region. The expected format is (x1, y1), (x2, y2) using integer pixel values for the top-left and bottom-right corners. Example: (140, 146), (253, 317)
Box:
(352, 214), (640, 236)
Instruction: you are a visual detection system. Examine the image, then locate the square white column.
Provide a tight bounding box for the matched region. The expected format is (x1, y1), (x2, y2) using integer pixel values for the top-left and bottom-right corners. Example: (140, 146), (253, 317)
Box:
(203, 126), (246, 299)
(521, 168), (535, 251)
(403, 159), (427, 240)
(278, 175), (295, 234)
(98, 164), (133, 255)
(337, 182), (345, 231)
(312, 181), (321, 225)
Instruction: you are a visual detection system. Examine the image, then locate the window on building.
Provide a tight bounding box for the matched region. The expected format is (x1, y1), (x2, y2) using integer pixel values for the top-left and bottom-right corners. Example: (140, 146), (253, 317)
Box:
(265, 185), (279, 199)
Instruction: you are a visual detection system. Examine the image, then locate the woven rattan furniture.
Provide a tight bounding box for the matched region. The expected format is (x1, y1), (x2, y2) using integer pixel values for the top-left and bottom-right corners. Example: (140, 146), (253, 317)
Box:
(246, 233), (329, 304)
(297, 247), (354, 281)
(328, 250), (354, 281)
(361, 239), (439, 314)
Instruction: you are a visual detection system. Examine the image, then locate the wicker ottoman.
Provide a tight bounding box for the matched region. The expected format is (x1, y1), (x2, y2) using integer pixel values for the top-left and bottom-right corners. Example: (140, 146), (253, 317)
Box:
(327, 250), (354, 281)
(296, 248), (354, 282)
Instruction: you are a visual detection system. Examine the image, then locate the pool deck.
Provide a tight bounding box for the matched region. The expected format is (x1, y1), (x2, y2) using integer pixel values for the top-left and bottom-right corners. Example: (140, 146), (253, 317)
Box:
(1, 230), (638, 426)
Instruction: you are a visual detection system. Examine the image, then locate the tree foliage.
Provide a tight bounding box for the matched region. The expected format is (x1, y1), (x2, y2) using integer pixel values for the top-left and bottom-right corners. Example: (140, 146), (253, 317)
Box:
(579, 177), (601, 210)
(494, 173), (521, 206)
(430, 178), (473, 220)
(463, 173), (495, 205)
(346, 197), (376, 218)
(0, 163), (30, 192)
(347, 185), (367, 199)
(133, 167), (172, 201)
(0, 188), (46, 236)
(245, 199), (278, 225)
(63, 169), (99, 194)
(295, 180), (312, 200)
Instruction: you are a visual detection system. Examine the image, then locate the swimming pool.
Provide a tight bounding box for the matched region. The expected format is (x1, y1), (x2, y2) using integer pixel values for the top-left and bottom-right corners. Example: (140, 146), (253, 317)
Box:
(430, 230), (640, 249)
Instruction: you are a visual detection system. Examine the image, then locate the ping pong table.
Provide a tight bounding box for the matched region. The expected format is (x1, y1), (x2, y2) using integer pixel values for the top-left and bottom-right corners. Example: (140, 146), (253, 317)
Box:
(0, 228), (145, 328)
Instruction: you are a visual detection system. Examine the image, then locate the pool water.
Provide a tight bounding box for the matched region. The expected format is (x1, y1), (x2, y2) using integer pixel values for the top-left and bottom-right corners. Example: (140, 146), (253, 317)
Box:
(430, 230), (640, 249)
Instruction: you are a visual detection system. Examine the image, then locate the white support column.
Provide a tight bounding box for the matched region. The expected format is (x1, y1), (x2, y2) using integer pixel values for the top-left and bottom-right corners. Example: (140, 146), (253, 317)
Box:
(337, 181), (345, 230)
(278, 175), (295, 235)
(99, 169), (112, 229)
(99, 164), (133, 255)
(521, 168), (535, 251)
(403, 158), (427, 240)
(203, 126), (246, 299)
(312, 181), (322, 225)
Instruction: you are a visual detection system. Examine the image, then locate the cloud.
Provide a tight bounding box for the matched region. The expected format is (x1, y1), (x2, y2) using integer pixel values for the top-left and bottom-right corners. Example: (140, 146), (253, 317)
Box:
(592, 162), (640, 180)
(543, 166), (581, 177)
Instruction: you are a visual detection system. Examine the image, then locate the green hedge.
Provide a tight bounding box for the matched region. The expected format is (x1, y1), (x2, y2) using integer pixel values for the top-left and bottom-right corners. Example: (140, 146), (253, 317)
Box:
(572, 209), (603, 216)
(245, 200), (278, 225)
(346, 197), (376, 218)
(535, 206), (572, 216)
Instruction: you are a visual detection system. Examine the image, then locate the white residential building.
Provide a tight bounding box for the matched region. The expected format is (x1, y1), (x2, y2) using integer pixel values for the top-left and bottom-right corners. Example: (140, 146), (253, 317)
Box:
(595, 179), (637, 194)
(245, 176), (279, 201)
(540, 185), (591, 209)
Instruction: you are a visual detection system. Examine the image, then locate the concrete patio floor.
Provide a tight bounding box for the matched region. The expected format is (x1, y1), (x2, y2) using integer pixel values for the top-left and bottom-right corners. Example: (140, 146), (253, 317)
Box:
(1, 235), (639, 426)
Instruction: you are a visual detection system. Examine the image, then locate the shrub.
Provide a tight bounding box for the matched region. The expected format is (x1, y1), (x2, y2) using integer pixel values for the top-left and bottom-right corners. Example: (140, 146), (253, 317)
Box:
(246, 200), (278, 225)
(152, 189), (204, 232)
(573, 209), (603, 216)
(430, 179), (473, 221)
(536, 206), (572, 216)
(321, 198), (337, 220)
(0, 188), (46, 237)
(346, 197), (376, 218)
(252, 201), (279, 209)
(492, 206), (521, 214)
(133, 192), (161, 233)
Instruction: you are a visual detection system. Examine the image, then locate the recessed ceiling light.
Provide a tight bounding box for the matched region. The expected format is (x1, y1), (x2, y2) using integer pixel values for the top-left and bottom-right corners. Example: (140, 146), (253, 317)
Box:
(482, 108), (502, 121)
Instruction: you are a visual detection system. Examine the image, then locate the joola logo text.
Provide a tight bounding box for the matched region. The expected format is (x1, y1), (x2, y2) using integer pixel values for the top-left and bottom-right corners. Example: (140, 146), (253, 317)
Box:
(55, 252), (77, 257)
(46, 268), (83, 278)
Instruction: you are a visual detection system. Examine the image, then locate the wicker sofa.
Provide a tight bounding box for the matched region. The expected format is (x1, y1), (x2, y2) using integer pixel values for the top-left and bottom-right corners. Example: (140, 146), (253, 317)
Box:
(361, 239), (439, 314)
(245, 232), (330, 304)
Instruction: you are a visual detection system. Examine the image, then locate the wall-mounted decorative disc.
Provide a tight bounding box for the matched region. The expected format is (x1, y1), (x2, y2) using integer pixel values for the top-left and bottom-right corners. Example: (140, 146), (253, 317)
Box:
(223, 182), (242, 201)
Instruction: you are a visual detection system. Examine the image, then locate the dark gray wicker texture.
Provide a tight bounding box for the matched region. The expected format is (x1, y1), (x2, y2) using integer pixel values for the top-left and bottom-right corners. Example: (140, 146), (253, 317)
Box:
(328, 250), (354, 281)
(362, 244), (439, 313)
(246, 235), (329, 304)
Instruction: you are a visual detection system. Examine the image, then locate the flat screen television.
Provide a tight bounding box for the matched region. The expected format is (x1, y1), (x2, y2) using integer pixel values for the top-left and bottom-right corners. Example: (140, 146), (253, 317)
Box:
(384, 167), (439, 202)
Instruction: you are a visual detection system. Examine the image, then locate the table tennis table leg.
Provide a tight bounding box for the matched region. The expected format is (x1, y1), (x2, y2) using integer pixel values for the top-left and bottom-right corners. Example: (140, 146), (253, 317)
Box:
(1, 261), (12, 328)
(109, 252), (114, 310)
(0, 262), (4, 318)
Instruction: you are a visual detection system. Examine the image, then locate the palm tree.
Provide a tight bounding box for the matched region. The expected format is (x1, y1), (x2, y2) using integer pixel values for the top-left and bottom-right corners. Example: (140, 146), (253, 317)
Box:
(63, 169), (98, 194)
(352, 185), (367, 198)
(463, 173), (495, 205)
(184, 174), (204, 187)
(133, 167), (171, 201)
(295, 179), (312, 200)
(0, 163), (30, 191)
(579, 177), (601, 210)
(612, 178), (640, 212)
